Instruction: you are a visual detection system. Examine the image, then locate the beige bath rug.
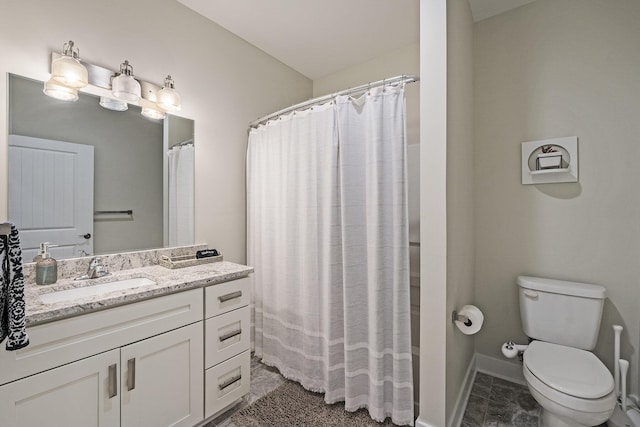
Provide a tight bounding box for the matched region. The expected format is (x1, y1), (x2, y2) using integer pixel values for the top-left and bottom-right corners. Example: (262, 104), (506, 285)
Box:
(230, 380), (402, 426)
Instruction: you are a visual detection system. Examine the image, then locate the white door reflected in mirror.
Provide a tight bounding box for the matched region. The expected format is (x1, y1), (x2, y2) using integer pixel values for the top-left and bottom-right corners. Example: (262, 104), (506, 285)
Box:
(9, 135), (94, 261)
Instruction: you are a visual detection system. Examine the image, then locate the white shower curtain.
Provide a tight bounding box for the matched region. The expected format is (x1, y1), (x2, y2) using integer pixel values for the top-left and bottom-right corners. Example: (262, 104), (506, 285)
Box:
(248, 85), (413, 425)
(168, 144), (195, 246)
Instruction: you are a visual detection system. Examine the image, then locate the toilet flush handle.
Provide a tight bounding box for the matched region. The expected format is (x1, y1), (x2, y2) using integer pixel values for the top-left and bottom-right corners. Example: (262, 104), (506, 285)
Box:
(523, 289), (539, 299)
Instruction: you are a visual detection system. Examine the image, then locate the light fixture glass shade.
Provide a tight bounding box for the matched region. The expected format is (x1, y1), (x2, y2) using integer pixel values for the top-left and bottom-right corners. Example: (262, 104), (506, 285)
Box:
(43, 78), (79, 101)
(141, 107), (165, 120)
(156, 75), (181, 112)
(51, 41), (88, 88)
(99, 96), (128, 111)
(112, 60), (141, 102)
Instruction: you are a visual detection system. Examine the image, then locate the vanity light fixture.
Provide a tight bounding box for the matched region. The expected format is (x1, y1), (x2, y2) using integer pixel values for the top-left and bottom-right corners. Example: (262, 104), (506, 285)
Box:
(50, 41), (89, 88)
(111, 60), (141, 102)
(99, 96), (128, 111)
(156, 75), (181, 112)
(43, 78), (79, 101)
(141, 107), (166, 120)
(45, 45), (180, 116)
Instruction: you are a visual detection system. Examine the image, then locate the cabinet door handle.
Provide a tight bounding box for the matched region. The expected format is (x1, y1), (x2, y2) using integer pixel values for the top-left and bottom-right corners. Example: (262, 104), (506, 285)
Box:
(218, 291), (242, 303)
(108, 364), (118, 398)
(219, 329), (242, 342)
(219, 374), (242, 391)
(127, 358), (136, 391)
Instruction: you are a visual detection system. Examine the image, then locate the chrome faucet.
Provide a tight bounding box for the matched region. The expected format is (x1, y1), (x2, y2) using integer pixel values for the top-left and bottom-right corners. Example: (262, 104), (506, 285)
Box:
(75, 256), (110, 280)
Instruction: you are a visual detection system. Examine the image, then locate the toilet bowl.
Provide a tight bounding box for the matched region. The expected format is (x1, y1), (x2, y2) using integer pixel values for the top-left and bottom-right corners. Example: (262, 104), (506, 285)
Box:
(523, 341), (616, 427)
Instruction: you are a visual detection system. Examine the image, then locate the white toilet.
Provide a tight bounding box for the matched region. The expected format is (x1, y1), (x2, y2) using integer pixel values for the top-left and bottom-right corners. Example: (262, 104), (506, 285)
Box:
(514, 276), (616, 427)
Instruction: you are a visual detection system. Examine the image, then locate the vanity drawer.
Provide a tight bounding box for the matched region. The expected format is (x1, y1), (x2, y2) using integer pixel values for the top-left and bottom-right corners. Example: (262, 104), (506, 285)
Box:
(205, 306), (250, 368)
(204, 350), (250, 419)
(0, 289), (202, 386)
(205, 277), (250, 318)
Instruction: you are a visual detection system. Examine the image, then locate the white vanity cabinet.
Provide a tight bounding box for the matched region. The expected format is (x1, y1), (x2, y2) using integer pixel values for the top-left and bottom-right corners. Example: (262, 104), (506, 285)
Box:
(0, 288), (204, 427)
(203, 276), (252, 419)
(0, 348), (121, 427)
(0, 273), (253, 427)
(0, 323), (202, 427)
(120, 322), (203, 427)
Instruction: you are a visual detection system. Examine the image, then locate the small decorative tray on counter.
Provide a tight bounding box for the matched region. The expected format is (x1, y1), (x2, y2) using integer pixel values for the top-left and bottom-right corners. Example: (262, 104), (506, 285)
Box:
(158, 253), (223, 269)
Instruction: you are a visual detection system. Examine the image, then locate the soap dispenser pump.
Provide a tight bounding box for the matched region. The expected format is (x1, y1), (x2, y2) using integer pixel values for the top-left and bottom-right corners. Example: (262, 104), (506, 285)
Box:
(35, 242), (58, 285)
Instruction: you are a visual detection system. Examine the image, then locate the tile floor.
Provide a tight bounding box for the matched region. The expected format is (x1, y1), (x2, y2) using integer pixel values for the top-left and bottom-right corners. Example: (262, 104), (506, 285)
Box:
(461, 372), (609, 427)
(213, 360), (609, 427)
(461, 372), (541, 427)
(212, 360), (529, 427)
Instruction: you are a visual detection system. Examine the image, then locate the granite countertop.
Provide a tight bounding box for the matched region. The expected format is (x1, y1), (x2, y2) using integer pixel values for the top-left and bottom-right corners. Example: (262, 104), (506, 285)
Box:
(25, 261), (253, 326)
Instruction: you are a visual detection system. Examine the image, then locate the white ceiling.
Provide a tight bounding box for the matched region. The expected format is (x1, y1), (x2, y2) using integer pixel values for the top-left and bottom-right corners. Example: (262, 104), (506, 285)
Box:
(177, 0), (419, 80)
(177, 0), (536, 80)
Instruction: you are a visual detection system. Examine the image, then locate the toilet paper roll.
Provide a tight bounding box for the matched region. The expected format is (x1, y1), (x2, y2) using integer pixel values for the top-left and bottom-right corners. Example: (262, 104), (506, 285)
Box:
(455, 305), (484, 335)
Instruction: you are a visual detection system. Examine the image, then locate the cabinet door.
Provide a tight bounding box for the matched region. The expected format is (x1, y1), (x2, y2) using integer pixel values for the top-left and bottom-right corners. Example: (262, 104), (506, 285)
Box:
(121, 322), (203, 427)
(0, 349), (120, 427)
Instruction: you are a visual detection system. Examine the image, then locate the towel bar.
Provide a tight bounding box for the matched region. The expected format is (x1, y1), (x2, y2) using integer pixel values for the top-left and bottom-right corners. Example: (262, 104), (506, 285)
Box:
(94, 210), (133, 215)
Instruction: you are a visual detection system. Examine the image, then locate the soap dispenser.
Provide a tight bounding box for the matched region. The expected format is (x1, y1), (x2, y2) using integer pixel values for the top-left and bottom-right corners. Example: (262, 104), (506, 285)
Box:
(35, 242), (58, 285)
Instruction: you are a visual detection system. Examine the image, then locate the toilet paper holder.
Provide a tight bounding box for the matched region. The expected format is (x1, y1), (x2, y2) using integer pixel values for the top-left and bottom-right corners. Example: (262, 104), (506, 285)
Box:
(452, 310), (473, 327)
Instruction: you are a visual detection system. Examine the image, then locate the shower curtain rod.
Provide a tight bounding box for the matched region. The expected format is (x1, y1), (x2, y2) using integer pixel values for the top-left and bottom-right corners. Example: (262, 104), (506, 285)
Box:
(249, 74), (419, 129)
(171, 138), (193, 148)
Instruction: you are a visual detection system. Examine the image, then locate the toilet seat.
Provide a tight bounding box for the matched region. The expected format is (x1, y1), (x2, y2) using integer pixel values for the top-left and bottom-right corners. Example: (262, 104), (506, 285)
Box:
(525, 365), (616, 427)
(524, 341), (614, 399)
(524, 362), (616, 414)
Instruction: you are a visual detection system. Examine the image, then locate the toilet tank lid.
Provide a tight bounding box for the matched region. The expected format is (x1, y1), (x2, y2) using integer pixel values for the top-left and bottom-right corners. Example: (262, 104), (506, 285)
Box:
(517, 276), (606, 299)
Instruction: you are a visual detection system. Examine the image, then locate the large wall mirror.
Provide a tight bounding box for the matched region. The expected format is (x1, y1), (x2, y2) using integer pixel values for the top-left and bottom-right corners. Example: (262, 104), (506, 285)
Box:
(8, 74), (195, 261)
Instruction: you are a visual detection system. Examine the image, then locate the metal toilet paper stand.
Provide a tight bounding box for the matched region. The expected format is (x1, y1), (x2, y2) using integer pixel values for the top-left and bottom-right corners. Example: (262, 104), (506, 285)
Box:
(452, 310), (472, 327)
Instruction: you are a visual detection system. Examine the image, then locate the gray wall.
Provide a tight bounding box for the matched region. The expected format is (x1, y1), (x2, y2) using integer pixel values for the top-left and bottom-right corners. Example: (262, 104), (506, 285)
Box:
(474, 0), (640, 395)
(9, 74), (164, 254)
(167, 115), (194, 148)
(0, 0), (312, 263)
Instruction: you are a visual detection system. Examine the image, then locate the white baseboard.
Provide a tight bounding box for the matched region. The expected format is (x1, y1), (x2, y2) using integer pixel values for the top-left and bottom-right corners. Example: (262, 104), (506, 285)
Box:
(415, 418), (439, 427)
(448, 353), (476, 427)
(474, 352), (526, 385)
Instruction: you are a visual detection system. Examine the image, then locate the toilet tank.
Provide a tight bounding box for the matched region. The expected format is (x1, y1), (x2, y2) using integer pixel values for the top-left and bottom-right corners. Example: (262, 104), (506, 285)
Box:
(518, 276), (606, 350)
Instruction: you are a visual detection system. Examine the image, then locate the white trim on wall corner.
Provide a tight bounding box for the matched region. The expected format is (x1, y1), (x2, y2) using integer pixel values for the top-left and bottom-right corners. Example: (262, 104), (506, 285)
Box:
(415, 418), (439, 427)
(474, 352), (526, 386)
(448, 353), (477, 427)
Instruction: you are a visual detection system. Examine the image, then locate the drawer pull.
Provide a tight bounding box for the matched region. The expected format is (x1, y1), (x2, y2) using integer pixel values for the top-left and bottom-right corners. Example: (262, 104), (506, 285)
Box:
(218, 291), (242, 303)
(127, 358), (136, 391)
(219, 329), (242, 342)
(108, 364), (118, 398)
(219, 374), (242, 391)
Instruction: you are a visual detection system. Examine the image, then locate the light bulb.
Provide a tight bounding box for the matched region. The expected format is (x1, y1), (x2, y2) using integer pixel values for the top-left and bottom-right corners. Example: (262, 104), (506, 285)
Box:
(141, 107), (165, 120)
(112, 60), (141, 102)
(99, 97), (128, 111)
(51, 41), (88, 88)
(43, 78), (78, 101)
(156, 75), (181, 112)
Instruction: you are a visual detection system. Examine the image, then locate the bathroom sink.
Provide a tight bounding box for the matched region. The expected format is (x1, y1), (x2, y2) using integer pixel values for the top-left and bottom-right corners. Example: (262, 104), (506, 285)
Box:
(40, 277), (157, 304)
